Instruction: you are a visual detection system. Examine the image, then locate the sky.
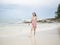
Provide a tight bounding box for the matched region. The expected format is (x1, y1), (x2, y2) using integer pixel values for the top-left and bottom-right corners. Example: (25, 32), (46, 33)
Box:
(0, 0), (60, 20)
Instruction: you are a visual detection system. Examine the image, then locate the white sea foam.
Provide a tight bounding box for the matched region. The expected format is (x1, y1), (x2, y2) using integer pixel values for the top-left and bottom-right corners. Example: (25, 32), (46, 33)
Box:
(0, 23), (60, 37)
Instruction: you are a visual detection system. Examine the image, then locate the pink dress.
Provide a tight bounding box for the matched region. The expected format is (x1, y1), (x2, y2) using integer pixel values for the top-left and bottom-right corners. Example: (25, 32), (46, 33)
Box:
(32, 17), (36, 28)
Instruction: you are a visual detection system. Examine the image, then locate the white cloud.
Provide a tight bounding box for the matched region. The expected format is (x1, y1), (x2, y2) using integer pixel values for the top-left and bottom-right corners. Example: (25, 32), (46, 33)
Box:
(0, 0), (60, 7)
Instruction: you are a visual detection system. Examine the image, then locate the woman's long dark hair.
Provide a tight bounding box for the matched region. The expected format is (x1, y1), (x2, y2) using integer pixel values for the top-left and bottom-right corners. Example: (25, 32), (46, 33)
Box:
(32, 12), (37, 16)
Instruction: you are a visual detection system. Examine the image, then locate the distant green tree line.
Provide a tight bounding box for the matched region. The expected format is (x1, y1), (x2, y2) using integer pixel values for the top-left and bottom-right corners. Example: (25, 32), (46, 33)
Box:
(55, 4), (60, 19)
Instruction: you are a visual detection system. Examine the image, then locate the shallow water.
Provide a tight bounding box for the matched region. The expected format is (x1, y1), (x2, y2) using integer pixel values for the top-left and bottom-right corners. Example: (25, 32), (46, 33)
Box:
(0, 23), (60, 45)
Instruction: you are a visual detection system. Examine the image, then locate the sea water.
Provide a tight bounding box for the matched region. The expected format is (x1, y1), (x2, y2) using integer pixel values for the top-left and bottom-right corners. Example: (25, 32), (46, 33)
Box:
(0, 4), (60, 32)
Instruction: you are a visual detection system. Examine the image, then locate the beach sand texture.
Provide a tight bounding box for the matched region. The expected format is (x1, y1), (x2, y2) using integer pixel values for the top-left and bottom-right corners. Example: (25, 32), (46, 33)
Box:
(0, 23), (60, 45)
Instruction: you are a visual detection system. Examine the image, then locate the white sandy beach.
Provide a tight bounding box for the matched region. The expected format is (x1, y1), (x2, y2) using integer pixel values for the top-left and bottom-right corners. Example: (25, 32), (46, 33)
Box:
(0, 23), (60, 45)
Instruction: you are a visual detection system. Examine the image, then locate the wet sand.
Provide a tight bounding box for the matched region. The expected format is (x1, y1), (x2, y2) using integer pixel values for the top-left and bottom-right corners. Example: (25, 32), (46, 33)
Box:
(0, 23), (60, 45)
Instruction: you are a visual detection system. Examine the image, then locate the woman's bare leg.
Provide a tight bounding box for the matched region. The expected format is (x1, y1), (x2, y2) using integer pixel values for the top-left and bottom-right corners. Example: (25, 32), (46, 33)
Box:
(30, 27), (33, 36)
(34, 27), (36, 36)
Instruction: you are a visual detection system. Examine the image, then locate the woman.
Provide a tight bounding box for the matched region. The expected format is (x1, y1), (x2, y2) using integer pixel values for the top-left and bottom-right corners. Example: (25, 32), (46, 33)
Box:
(31, 12), (37, 36)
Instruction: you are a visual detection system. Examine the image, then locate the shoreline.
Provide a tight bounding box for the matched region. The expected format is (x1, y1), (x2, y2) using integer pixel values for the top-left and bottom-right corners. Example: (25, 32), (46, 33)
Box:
(0, 23), (60, 45)
(0, 23), (60, 36)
